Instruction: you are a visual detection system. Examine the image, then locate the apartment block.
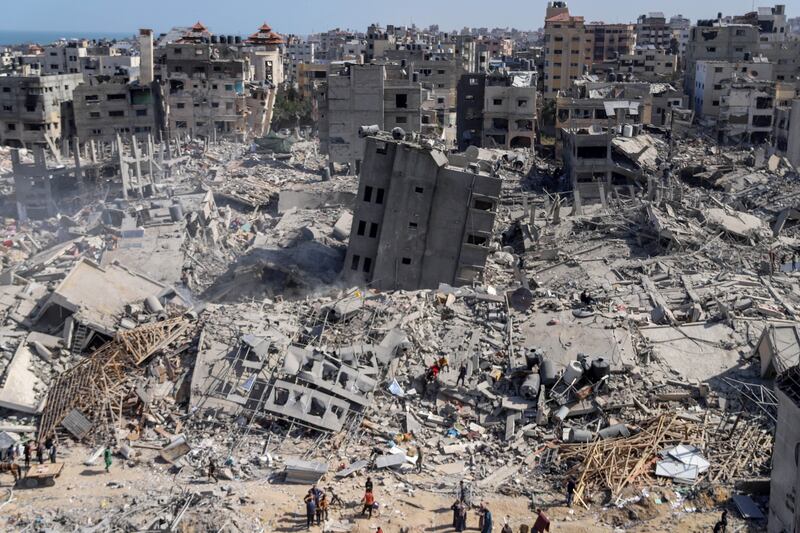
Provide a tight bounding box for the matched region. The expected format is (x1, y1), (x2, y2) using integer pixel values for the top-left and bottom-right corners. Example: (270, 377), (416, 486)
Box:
(618, 46), (678, 82)
(717, 77), (775, 144)
(693, 58), (773, 121)
(774, 97), (800, 167)
(317, 63), (422, 171)
(543, 1), (593, 98)
(482, 71), (537, 150)
(0, 73), (84, 147)
(684, 23), (760, 102)
(456, 73), (486, 151)
(635, 13), (671, 49)
(73, 77), (162, 144)
(344, 133), (501, 291)
(586, 23), (635, 62)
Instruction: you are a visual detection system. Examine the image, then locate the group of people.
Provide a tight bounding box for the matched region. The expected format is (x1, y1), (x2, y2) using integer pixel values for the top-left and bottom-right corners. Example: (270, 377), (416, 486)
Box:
(424, 355), (470, 391)
(302, 484), (332, 529)
(3, 438), (58, 469)
(450, 481), (550, 533)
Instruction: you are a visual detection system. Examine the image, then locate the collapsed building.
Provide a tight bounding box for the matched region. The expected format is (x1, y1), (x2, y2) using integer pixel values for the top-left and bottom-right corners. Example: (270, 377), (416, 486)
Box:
(344, 131), (501, 290)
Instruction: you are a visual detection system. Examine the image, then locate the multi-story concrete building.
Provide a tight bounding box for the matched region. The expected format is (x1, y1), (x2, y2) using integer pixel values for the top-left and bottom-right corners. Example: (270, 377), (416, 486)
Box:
(42, 41), (89, 75)
(717, 76), (775, 144)
(586, 23), (635, 62)
(693, 58), (773, 121)
(245, 23), (285, 86)
(618, 46), (678, 82)
(285, 40), (315, 81)
(669, 15), (692, 60)
(774, 96), (800, 167)
(543, 1), (593, 98)
(684, 22), (760, 102)
(154, 24), (277, 141)
(482, 71), (537, 150)
(0, 73), (83, 147)
(344, 133), (502, 291)
(73, 77), (162, 144)
(456, 73), (487, 151)
(317, 63), (422, 172)
(557, 78), (681, 132)
(635, 13), (671, 50)
(767, 366), (800, 533)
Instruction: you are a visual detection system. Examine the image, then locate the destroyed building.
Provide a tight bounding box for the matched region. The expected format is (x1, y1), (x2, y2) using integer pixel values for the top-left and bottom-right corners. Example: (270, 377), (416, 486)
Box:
(769, 366), (800, 533)
(456, 70), (537, 151)
(317, 63), (423, 172)
(344, 132), (501, 290)
(72, 77), (163, 143)
(0, 73), (84, 147)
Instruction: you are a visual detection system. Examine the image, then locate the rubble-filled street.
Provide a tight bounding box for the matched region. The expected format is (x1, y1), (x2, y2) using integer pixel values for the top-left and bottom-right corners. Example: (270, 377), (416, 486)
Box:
(2, 1), (800, 532)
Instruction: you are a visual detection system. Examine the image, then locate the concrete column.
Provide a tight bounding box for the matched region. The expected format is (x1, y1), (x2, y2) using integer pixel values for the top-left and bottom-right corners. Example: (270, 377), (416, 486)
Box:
(73, 136), (84, 197)
(116, 134), (129, 201)
(147, 134), (155, 185)
(131, 136), (144, 198)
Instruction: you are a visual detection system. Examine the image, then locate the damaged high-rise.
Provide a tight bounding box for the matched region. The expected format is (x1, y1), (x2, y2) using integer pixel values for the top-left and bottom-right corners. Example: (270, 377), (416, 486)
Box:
(344, 131), (501, 290)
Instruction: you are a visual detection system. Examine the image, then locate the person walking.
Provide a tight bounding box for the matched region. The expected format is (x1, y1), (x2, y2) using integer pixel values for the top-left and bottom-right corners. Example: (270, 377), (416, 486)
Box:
(36, 441), (44, 465)
(451, 500), (466, 532)
(365, 477), (373, 494)
(103, 446), (112, 473)
(23, 441), (31, 469)
(207, 458), (218, 483)
(48, 441), (57, 464)
(532, 509), (550, 533)
(303, 490), (316, 530)
(416, 444), (423, 474)
(481, 504), (493, 533)
(713, 510), (728, 533)
(361, 490), (375, 518)
(566, 476), (576, 507)
(316, 493), (329, 524)
(457, 364), (467, 387)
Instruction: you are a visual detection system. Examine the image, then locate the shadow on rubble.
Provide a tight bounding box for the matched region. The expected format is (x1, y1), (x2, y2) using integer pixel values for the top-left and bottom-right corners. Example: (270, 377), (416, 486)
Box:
(200, 241), (344, 304)
(271, 511), (308, 532)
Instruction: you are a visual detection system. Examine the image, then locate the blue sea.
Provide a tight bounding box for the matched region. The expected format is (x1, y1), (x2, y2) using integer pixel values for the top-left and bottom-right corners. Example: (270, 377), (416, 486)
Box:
(0, 30), (134, 46)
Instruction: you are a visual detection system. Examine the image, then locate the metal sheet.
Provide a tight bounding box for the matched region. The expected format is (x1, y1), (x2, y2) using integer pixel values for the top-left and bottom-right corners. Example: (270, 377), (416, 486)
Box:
(732, 494), (765, 519)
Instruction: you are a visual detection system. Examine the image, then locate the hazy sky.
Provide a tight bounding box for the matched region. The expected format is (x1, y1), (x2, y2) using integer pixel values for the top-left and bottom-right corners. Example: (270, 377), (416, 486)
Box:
(1, 0), (792, 35)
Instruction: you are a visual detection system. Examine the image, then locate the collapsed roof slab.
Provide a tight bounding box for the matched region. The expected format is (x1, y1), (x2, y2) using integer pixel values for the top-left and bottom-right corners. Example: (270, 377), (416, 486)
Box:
(31, 258), (182, 336)
(0, 338), (44, 414)
(262, 379), (349, 432)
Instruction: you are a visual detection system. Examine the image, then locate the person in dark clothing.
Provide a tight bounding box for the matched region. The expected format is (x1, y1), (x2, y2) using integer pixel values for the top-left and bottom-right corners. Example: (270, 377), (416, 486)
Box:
(566, 477), (576, 507)
(23, 442), (31, 468)
(327, 486), (343, 507)
(365, 477), (373, 493)
(6, 443), (15, 463)
(207, 458), (218, 482)
(303, 491), (316, 529)
(316, 493), (328, 524)
(713, 510), (728, 533)
(457, 364), (468, 387)
(48, 442), (57, 464)
(451, 500), (466, 532)
(36, 441), (44, 465)
(416, 445), (423, 474)
(481, 506), (493, 533)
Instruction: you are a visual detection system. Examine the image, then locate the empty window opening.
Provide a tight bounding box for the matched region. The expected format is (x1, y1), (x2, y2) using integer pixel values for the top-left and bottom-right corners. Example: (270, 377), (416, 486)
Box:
(363, 185), (373, 202)
(356, 220), (366, 236)
(363, 257), (372, 273)
(369, 223), (379, 238)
